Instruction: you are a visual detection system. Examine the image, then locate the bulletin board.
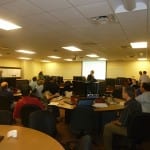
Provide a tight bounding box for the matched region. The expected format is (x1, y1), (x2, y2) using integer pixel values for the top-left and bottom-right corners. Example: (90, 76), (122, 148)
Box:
(0, 67), (21, 78)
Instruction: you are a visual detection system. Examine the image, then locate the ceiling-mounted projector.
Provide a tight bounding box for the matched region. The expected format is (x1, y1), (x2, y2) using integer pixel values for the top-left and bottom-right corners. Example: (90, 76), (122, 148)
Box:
(122, 0), (136, 11)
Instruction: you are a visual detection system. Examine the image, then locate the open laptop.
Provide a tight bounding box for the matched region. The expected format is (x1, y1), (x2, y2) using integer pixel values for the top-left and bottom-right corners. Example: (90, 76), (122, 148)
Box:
(77, 98), (94, 107)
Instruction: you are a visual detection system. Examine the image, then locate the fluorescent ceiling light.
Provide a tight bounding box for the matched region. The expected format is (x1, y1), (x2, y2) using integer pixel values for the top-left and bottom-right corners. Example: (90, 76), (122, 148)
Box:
(41, 60), (51, 62)
(18, 57), (31, 60)
(98, 58), (107, 61)
(86, 54), (99, 58)
(0, 19), (22, 30)
(16, 49), (36, 54)
(47, 56), (61, 59)
(62, 46), (82, 51)
(64, 59), (73, 61)
(137, 58), (147, 61)
(130, 42), (147, 48)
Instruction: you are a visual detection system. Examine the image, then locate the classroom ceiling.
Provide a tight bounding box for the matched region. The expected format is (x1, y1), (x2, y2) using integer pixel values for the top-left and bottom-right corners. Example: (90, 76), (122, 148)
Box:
(0, 0), (149, 62)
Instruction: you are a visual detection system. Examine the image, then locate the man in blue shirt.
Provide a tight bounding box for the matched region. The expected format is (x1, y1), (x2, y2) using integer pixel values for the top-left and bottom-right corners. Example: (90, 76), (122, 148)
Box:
(103, 87), (142, 150)
(136, 82), (150, 113)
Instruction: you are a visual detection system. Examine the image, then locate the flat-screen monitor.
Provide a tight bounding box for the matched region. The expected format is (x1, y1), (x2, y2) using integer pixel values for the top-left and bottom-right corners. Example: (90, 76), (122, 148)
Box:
(73, 76), (86, 81)
(73, 81), (101, 97)
(82, 60), (106, 80)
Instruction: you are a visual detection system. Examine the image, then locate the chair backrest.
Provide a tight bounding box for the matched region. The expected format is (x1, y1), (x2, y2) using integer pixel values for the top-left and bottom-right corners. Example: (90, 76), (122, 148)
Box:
(70, 106), (96, 136)
(0, 110), (13, 125)
(76, 135), (92, 150)
(127, 113), (150, 141)
(29, 110), (57, 137)
(0, 95), (11, 110)
(20, 104), (41, 127)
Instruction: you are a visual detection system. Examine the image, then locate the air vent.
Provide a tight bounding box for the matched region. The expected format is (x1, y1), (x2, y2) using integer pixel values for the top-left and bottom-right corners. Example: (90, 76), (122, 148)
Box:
(90, 14), (117, 24)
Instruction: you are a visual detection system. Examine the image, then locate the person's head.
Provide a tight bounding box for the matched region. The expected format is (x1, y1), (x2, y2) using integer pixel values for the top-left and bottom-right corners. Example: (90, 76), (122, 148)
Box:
(21, 85), (32, 96)
(140, 82), (150, 92)
(0, 82), (8, 90)
(122, 86), (135, 101)
(91, 70), (94, 75)
(143, 71), (147, 75)
(32, 76), (37, 81)
(139, 71), (142, 75)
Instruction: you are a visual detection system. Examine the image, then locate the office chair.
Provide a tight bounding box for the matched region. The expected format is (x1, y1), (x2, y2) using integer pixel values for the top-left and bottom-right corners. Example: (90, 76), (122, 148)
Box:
(70, 106), (97, 137)
(0, 95), (11, 110)
(113, 113), (150, 150)
(127, 113), (150, 149)
(20, 104), (42, 127)
(29, 110), (57, 137)
(0, 110), (13, 125)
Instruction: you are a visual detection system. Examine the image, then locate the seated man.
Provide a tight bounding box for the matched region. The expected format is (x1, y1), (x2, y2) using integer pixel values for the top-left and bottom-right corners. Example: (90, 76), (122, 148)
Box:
(136, 82), (150, 113)
(13, 85), (45, 124)
(103, 87), (142, 150)
(0, 81), (14, 110)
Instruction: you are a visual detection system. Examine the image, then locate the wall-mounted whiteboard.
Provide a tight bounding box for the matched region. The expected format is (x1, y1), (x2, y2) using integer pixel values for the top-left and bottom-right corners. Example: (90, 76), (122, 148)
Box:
(0, 67), (21, 78)
(82, 61), (106, 80)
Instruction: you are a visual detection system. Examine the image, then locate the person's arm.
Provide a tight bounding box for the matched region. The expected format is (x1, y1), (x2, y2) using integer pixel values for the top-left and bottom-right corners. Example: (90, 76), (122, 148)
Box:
(111, 120), (122, 126)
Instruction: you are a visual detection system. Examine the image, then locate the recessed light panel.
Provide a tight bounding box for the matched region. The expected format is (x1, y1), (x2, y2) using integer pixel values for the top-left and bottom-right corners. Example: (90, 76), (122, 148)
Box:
(62, 46), (82, 51)
(86, 54), (99, 58)
(137, 58), (147, 61)
(64, 59), (72, 61)
(16, 49), (36, 54)
(0, 19), (22, 30)
(41, 60), (51, 62)
(98, 58), (107, 60)
(130, 42), (147, 48)
(18, 57), (31, 60)
(47, 56), (61, 59)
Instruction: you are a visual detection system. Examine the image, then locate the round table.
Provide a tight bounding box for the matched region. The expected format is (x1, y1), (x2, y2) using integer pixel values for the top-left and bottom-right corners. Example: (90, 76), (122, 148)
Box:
(0, 125), (64, 150)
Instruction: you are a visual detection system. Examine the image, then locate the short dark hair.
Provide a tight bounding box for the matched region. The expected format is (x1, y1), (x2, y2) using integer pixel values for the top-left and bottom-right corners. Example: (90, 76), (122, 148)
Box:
(21, 85), (32, 96)
(142, 82), (150, 91)
(124, 87), (135, 98)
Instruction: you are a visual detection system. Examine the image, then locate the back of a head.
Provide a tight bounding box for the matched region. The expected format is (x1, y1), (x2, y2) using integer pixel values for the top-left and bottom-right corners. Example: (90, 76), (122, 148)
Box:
(1, 82), (8, 90)
(139, 71), (142, 75)
(21, 85), (32, 96)
(32, 76), (37, 81)
(143, 71), (147, 74)
(142, 82), (150, 91)
(91, 70), (94, 74)
(124, 86), (135, 99)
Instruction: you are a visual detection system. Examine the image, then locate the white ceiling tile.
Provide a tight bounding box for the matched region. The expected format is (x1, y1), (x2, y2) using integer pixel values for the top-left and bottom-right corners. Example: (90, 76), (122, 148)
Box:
(1, 0), (43, 17)
(29, 0), (72, 11)
(51, 7), (86, 23)
(68, 0), (105, 6)
(0, 0), (17, 6)
(77, 1), (113, 18)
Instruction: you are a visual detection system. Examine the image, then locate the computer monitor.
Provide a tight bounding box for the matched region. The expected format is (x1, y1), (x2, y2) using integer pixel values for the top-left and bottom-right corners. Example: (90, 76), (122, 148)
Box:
(73, 76), (86, 82)
(73, 81), (101, 98)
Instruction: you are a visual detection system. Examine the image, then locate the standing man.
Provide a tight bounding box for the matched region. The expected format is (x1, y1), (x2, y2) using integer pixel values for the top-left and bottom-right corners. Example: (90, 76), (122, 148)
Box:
(87, 70), (96, 82)
(103, 87), (142, 150)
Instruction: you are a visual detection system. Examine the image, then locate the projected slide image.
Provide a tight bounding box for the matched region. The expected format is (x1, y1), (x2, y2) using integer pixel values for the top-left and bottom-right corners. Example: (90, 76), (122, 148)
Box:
(82, 61), (106, 80)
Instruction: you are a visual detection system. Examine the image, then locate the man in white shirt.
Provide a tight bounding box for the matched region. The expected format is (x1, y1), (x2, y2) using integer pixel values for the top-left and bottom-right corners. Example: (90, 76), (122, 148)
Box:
(139, 71), (150, 83)
(136, 82), (150, 113)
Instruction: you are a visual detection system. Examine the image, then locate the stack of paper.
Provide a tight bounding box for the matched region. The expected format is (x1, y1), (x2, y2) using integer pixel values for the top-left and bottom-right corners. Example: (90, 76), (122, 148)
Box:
(92, 103), (108, 108)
